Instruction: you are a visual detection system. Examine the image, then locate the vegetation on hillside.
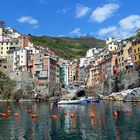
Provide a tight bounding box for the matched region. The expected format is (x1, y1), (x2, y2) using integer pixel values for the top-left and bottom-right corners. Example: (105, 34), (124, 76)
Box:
(30, 36), (105, 60)
(0, 71), (15, 99)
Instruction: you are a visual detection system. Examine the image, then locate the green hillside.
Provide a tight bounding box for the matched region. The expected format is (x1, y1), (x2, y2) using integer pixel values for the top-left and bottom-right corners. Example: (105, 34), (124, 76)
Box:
(30, 36), (105, 60)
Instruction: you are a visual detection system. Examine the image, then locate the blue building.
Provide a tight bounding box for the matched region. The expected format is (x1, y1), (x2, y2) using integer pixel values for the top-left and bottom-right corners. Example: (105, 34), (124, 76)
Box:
(60, 63), (68, 88)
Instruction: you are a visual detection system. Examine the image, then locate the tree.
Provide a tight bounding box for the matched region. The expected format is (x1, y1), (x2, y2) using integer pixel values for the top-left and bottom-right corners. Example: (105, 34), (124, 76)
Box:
(0, 20), (5, 28)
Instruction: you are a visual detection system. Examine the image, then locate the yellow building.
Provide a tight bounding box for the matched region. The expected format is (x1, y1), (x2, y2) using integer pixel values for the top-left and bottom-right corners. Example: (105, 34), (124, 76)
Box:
(132, 41), (140, 63)
(0, 42), (19, 58)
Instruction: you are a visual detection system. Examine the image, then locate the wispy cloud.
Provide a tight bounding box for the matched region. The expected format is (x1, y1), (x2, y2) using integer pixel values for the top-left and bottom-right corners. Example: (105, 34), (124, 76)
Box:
(98, 26), (117, 35)
(18, 16), (39, 25)
(75, 4), (91, 18)
(90, 3), (119, 23)
(58, 8), (71, 14)
(119, 15), (140, 30)
(98, 15), (140, 38)
(70, 28), (81, 36)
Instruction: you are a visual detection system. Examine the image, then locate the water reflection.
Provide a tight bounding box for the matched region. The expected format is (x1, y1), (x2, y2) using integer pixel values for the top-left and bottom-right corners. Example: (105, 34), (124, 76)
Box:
(0, 101), (140, 139)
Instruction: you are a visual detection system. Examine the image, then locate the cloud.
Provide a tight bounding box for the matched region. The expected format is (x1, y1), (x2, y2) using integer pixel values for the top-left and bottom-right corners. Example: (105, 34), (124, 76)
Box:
(18, 16), (39, 25)
(98, 26), (117, 35)
(76, 4), (91, 18)
(70, 28), (81, 36)
(98, 15), (140, 38)
(119, 15), (140, 30)
(90, 3), (119, 23)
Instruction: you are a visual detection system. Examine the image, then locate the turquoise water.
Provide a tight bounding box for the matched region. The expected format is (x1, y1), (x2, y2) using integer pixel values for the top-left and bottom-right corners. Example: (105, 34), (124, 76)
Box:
(0, 101), (140, 140)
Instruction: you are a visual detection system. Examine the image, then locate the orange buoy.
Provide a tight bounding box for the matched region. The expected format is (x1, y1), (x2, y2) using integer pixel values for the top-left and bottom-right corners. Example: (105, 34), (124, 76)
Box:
(50, 105), (53, 110)
(114, 111), (118, 118)
(70, 113), (75, 118)
(51, 114), (58, 119)
(64, 111), (67, 115)
(59, 106), (62, 110)
(1, 113), (7, 118)
(91, 114), (96, 119)
(27, 110), (32, 114)
(126, 109), (131, 113)
(15, 113), (19, 118)
(32, 114), (38, 119)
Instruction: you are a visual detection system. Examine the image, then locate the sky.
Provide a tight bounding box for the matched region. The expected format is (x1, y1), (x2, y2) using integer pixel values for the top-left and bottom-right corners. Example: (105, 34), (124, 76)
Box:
(0, 0), (140, 39)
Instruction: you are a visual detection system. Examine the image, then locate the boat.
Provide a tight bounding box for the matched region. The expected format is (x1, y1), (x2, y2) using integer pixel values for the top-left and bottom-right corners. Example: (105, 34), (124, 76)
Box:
(57, 99), (81, 104)
(80, 97), (100, 103)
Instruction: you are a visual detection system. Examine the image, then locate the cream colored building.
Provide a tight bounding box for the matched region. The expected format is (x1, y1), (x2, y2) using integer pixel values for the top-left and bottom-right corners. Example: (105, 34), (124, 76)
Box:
(13, 48), (27, 71)
(0, 42), (19, 58)
(106, 37), (119, 52)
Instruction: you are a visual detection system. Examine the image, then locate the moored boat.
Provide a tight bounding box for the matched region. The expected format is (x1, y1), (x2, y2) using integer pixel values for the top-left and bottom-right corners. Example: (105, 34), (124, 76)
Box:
(57, 99), (81, 104)
(80, 97), (100, 103)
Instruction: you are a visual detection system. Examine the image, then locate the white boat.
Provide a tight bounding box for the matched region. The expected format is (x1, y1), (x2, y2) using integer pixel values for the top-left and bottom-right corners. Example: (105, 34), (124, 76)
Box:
(57, 99), (81, 104)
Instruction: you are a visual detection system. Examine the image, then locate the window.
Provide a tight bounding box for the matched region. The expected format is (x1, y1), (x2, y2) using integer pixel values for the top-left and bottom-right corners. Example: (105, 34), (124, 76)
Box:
(139, 55), (140, 59)
(134, 49), (136, 53)
(135, 56), (137, 60)
(6, 42), (8, 45)
(7, 47), (8, 50)
(138, 48), (140, 52)
(1, 51), (3, 54)
(21, 61), (23, 63)
(1, 47), (3, 50)
(122, 63), (124, 66)
(122, 57), (124, 61)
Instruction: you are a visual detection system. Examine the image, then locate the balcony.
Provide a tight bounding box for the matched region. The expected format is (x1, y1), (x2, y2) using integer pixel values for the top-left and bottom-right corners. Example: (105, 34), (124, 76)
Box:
(34, 60), (42, 64)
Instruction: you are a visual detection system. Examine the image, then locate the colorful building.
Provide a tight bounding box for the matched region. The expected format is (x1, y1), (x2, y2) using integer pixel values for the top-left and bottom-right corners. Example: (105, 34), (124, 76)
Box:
(13, 48), (27, 71)
(132, 39), (140, 68)
(106, 37), (119, 52)
(19, 35), (33, 48)
(60, 63), (68, 87)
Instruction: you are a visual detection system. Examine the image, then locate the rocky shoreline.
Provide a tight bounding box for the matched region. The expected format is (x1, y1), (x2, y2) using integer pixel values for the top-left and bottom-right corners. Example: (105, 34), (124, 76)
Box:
(98, 87), (140, 102)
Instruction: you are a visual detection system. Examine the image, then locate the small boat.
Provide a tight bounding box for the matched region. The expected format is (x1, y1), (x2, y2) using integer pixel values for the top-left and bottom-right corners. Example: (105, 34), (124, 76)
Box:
(57, 99), (81, 104)
(80, 97), (100, 103)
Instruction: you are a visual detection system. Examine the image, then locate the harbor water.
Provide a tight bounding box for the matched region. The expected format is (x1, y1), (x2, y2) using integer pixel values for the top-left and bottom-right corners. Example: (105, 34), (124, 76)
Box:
(0, 101), (140, 140)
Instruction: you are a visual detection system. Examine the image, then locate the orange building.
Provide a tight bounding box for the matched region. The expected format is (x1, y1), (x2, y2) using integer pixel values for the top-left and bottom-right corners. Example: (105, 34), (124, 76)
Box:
(132, 39), (140, 68)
